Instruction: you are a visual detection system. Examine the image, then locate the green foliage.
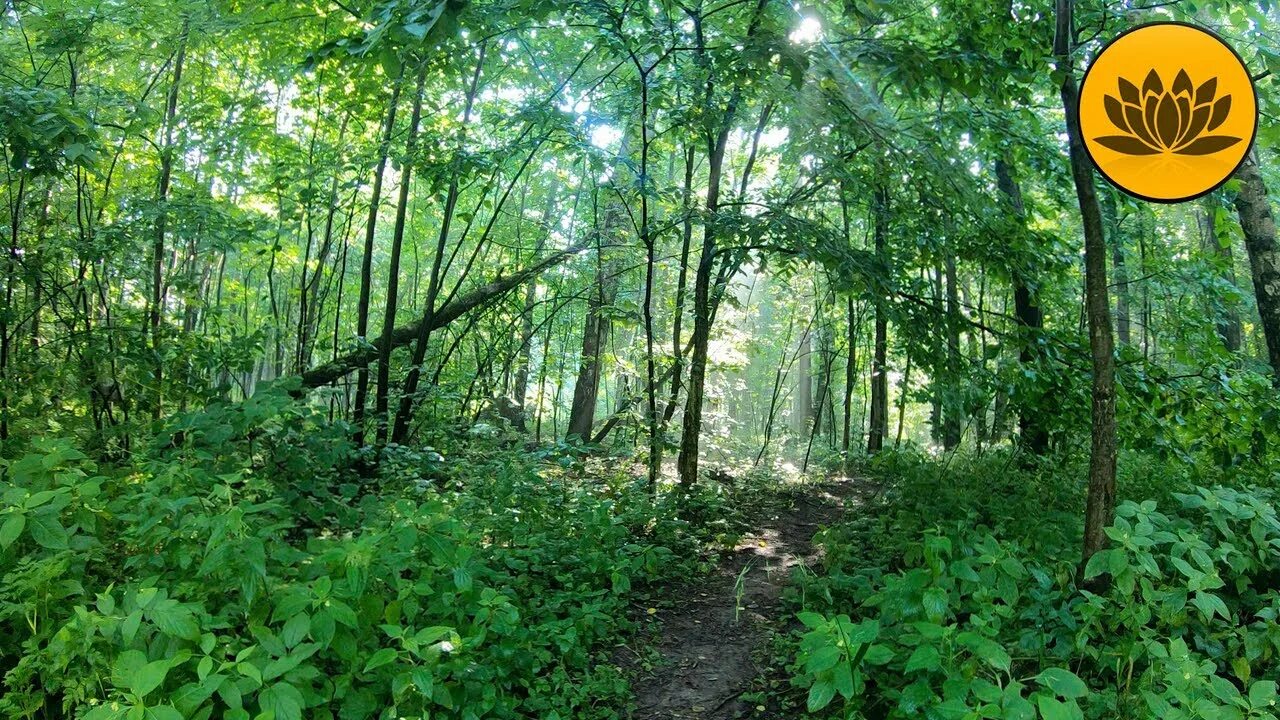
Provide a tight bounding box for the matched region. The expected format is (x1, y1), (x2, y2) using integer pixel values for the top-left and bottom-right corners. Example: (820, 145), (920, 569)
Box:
(0, 390), (721, 719)
(791, 454), (1280, 719)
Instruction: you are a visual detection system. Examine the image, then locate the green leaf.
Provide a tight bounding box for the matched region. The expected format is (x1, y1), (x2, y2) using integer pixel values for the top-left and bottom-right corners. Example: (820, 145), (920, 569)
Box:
(1083, 549), (1111, 580)
(807, 680), (837, 712)
(147, 599), (200, 641)
(0, 513), (24, 548)
(281, 614), (310, 648)
(805, 646), (841, 674)
(28, 512), (68, 549)
(130, 659), (171, 698)
(1036, 668), (1088, 699)
(363, 648), (398, 674)
(905, 644), (940, 673)
(863, 644), (895, 665)
(797, 611), (826, 629)
(1191, 591), (1230, 621)
(411, 668), (435, 696)
(1036, 695), (1082, 720)
(121, 609), (143, 644)
(1249, 681), (1277, 710)
(922, 587), (948, 620)
(259, 682), (304, 720)
(143, 706), (183, 720)
(845, 618), (880, 644)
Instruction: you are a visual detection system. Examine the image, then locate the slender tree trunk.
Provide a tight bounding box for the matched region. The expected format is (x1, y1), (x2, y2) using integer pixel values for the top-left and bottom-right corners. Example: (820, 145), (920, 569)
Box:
(149, 21), (188, 419)
(1102, 191), (1132, 346)
(677, 130), (724, 483)
(512, 193), (555, 430)
(942, 254), (962, 450)
(793, 326), (812, 435)
(638, 73), (662, 489)
(1, 176), (25, 441)
(391, 49), (485, 444)
(375, 66), (427, 445)
(566, 196), (621, 441)
(867, 186), (890, 455)
(677, 0), (767, 485)
(352, 73), (403, 442)
(842, 296), (858, 461)
(1232, 153), (1280, 380)
(894, 350), (912, 449)
(995, 157), (1048, 454)
(299, 112), (350, 371)
(662, 144), (697, 425)
(1056, 0), (1117, 572)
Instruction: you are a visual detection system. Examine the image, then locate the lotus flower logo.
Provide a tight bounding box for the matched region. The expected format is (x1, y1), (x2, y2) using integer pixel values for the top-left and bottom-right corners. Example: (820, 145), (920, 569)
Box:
(1093, 69), (1242, 156)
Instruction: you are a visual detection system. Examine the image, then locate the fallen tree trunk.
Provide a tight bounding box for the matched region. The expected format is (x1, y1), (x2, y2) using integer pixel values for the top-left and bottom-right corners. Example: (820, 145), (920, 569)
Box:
(299, 247), (581, 390)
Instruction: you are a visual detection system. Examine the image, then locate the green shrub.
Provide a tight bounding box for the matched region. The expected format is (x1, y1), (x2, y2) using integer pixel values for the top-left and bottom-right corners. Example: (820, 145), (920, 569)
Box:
(792, 459), (1280, 719)
(0, 389), (719, 720)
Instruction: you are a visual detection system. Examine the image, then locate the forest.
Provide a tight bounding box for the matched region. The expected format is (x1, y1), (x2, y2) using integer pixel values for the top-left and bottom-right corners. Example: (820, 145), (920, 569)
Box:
(2, 0), (1280, 717)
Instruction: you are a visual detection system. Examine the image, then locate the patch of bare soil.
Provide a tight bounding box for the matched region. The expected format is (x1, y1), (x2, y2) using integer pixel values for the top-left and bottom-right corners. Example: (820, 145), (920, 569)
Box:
(625, 481), (863, 719)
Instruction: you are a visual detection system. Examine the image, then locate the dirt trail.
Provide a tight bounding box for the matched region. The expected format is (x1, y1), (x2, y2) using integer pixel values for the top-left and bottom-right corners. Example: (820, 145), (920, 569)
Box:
(626, 481), (860, 719)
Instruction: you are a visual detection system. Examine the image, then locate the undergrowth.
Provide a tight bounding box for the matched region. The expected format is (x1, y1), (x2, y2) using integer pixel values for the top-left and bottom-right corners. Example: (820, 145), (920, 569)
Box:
(0, 385), (754, 720)
(788, 449), (1280, 720)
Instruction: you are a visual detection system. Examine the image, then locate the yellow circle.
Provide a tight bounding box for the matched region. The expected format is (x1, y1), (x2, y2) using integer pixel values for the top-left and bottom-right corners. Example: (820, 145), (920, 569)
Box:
(1079, 22), (1257, 203)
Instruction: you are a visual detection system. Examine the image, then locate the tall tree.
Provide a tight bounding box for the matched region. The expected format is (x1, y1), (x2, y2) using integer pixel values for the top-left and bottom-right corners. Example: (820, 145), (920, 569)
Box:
(994, 157), (1048, 454)
(1232, 153), (1280, 380)
(374, 65), (428, 445)
(1054, 0), (1117, 571)
(352, 75), (404, 443)
(867, 185), (890, 455)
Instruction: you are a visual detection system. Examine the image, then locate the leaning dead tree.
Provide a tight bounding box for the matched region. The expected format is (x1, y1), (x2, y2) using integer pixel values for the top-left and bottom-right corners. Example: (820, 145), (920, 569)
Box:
(298, 247), (582, 390)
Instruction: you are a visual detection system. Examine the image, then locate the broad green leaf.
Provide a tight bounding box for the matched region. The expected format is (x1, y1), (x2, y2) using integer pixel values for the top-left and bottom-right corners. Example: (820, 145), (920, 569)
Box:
(259, 682), (304, 720)
(0, 513), (24, 548)
(1036, 668), (1088, 699)
(805, 646), (841, 674)
(130, 659), (171, 698)
(807, 680), (837, 712)
(922, 587), (948, 620)
(905, 644), (940, 673)
(28, 512), (68, 549)
(363, 647), (398, 673)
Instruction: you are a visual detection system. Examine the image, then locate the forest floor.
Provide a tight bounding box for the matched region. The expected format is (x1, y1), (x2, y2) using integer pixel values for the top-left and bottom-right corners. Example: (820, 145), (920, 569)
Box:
(624, 477), (868, 719)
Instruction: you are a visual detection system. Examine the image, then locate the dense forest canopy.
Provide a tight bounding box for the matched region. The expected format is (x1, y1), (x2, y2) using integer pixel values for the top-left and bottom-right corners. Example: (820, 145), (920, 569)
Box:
(2, 0), (1280, 718)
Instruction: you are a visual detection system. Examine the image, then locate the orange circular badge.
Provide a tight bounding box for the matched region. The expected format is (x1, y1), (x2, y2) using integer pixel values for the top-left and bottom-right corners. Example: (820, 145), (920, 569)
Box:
(1079, 22), (1257, 203)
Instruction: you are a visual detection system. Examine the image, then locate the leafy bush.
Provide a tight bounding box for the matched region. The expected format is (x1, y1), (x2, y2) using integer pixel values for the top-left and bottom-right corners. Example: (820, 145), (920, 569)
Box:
(0, 388), (721, 720)
(791, 455), (1280, 719)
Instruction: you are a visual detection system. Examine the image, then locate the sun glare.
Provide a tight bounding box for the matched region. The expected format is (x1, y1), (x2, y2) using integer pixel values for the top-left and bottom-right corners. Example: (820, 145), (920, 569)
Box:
(789, 16), (823, 44)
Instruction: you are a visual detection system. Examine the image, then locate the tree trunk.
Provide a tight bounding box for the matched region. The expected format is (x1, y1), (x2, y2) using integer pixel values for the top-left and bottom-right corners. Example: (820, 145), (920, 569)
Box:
(566, 192), (622, 441)
(1232, 153), (1280, 380)
(374, 66), (427, 444)
(867, 186), (890, 455)
(352, 73), (403, 442)
(511, 192), (556, 431)
(662, 144), (697, 426)
(942, 254), (962, 450)
(391, 49), (485, 444)
(676, 128), (725, 483)
(994, 157), (1048, 455)
(842, 295), (858, 461)
(300, 247), (578, 390)
(676, 0), (767, 485)
(793, 327), (812, 435)
(149, 21), (189, 419)
(1056, 0), (1117, 573)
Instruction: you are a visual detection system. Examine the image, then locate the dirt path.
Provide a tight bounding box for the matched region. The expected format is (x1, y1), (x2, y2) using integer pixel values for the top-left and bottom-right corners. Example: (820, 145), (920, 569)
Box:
(626, 481), (860, 720)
